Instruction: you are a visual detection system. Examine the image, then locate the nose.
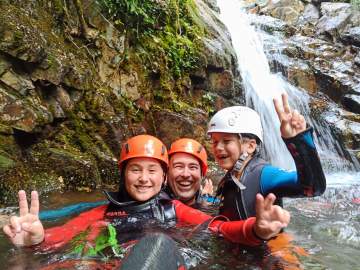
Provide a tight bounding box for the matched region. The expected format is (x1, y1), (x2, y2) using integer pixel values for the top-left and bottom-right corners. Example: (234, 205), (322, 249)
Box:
(180, 167), (191, 178)
(214, 140), (224, 152)
(139, 170), (150, 183)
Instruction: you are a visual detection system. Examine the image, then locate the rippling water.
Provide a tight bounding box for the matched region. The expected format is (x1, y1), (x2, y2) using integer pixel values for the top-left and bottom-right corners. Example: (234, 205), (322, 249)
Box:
(0, 172), (359, 269)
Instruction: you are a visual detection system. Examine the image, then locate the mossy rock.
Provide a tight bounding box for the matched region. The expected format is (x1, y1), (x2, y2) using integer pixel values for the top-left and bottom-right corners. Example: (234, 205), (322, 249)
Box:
(0, 154), (15, 170)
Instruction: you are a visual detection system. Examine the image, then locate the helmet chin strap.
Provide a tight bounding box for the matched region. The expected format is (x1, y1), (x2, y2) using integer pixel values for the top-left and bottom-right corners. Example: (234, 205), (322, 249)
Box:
(230, 151), (250, 190)
(233, 152), (249, 173)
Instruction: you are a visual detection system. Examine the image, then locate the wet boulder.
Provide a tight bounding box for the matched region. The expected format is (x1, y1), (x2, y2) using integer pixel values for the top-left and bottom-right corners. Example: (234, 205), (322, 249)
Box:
(260, 0), (305, 24)
(300, 3), (320, 24)
(0, 86), (52, 132)
(249, 14), (296, 36)
(356, 52), (360, 67)
(150, 109), (208, 148)
(0, 5), (47, 64)
(208, 69), (234, 98)
(310, 99), (360, 164)
(340, 26), (360, 47)
(343, 94), (360, 114)
(0, 69), (34, 96)
(316, 3), (352, 39)
(195, 0), (237, 71)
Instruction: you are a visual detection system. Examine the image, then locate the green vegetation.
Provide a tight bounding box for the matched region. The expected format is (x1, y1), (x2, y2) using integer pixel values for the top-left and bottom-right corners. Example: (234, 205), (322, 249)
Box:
(97, 0), (203, 77)
(97, 0), (204, 110)
(119, 94), (144, 122)
(68, 224), (125, 258)
(351, 0), (360, 9)
(0, 154), (15, 170)
(201, 92), (216, 114)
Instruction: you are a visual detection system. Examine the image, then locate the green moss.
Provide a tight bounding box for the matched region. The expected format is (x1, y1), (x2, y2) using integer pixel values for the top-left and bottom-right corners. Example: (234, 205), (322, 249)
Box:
(51, 0), (65, 16)
(0, 154), (15, 170)
(97, 0), (204, 105)
(0, 123), (13, 134)
(352, 0), (360, 10)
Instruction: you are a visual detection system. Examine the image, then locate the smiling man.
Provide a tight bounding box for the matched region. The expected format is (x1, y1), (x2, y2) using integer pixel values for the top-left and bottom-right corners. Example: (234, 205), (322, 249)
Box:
(166, 138), (210, 207)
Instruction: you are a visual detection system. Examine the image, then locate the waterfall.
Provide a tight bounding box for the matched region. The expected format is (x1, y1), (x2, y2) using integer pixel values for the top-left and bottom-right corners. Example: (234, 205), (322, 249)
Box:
(216, 0), (358, 173)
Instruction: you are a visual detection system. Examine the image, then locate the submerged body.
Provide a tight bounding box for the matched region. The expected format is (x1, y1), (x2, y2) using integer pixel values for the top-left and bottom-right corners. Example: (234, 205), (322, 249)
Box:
(41, 192), (261, 251)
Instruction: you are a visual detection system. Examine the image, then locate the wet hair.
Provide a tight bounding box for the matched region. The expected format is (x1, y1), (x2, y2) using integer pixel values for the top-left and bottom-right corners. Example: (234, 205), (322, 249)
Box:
(240, 133), (261, 145)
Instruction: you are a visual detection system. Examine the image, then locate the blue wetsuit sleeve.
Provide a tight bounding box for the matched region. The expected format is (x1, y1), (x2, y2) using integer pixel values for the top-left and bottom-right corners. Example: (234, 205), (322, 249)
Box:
(199, 195), (220, 203)
(39, 201), (107, 221)
(266, 127), (326, 197)
(260, 166), (301, 196)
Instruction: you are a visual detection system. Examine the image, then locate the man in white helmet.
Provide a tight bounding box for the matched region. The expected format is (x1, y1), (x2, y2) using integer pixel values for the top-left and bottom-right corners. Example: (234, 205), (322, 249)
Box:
(207, 93), (326, 221)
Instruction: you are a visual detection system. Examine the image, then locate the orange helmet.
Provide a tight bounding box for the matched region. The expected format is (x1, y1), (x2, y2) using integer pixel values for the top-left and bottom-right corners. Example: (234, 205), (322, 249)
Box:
(119, 135), (168, 169)
(168, 138), (208, 176)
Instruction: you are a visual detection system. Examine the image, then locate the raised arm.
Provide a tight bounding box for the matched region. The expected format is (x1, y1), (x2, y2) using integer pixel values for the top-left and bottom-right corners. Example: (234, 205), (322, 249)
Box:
(271, 93), (326, 196)
(3, 190), (44, 247)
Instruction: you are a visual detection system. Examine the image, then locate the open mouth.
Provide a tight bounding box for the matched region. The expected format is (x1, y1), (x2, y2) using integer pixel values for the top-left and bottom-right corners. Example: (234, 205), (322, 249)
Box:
(216, 154), (228, 161)
(134, 186), (152, 192)
(176, 181), (193, 190)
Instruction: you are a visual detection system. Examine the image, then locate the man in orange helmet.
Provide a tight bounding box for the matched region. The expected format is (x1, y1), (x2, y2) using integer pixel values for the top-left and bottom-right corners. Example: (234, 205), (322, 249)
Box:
(166, 138), (216, 207)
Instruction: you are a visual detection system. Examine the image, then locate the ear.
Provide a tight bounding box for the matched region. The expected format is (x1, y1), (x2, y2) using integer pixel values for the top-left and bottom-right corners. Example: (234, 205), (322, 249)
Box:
(245, 139), (257, 155)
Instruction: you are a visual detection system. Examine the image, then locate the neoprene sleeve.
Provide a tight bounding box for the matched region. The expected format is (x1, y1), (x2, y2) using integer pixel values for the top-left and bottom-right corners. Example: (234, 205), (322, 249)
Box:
(283, 127), (326, 196)
(260, 127), (326, 197)
(173, 200), (261, 246)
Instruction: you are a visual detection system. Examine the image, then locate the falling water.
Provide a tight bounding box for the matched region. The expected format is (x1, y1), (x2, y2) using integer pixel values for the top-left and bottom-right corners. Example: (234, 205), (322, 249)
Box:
(216, 0), (358, 173)
(214, 5), (360, 267)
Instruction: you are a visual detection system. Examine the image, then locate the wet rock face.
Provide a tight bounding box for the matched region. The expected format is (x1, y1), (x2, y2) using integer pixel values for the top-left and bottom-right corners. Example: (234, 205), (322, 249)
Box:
(355, 52), (360, 66)
(249, 0), (360, 164)
(0, 0), (240, 204)
(316, 3), (352, 38)
(343, 94), (360, 114)
(340, 26), (360, 47)
(301, 3), (320, 24)
(260, 0), (305, 24)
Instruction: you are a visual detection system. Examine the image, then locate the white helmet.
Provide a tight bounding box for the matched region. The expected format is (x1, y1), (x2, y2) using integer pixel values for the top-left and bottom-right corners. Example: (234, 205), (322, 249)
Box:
(207, 106), (263, 143)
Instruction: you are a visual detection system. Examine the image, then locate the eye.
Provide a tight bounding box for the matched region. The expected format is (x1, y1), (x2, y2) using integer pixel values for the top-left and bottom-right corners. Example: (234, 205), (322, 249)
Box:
(189, 165), (200, 171)
(130, 168), (140, 173)
(210, 139), (218, 145)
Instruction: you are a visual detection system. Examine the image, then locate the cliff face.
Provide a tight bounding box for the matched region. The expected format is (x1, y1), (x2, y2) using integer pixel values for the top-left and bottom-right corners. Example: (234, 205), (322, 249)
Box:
(0, 0), (240, 204)
(1, 0), (359, 205)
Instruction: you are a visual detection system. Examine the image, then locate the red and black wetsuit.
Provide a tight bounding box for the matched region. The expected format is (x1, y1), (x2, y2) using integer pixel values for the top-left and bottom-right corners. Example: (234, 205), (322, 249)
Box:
(40, 192), (262, 252)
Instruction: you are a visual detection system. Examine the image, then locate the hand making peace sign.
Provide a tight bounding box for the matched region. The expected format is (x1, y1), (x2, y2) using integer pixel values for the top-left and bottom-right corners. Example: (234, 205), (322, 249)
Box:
(254, 193), (290, 240)
(3, 190), (44, 247)
(273, 93), (306, 138)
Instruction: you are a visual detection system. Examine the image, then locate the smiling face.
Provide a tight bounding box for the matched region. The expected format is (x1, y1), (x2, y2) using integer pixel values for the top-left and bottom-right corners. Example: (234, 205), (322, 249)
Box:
(210, 132), (243, 171)
(168, 152), (202, 205)
(124, 157), (165, 202)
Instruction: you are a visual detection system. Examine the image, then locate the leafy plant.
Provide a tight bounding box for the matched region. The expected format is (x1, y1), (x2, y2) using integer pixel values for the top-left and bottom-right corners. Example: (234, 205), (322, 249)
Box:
(97, 0), (203, 79)
(201, 92), (216, 114)
(119, 94), (144, 122)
